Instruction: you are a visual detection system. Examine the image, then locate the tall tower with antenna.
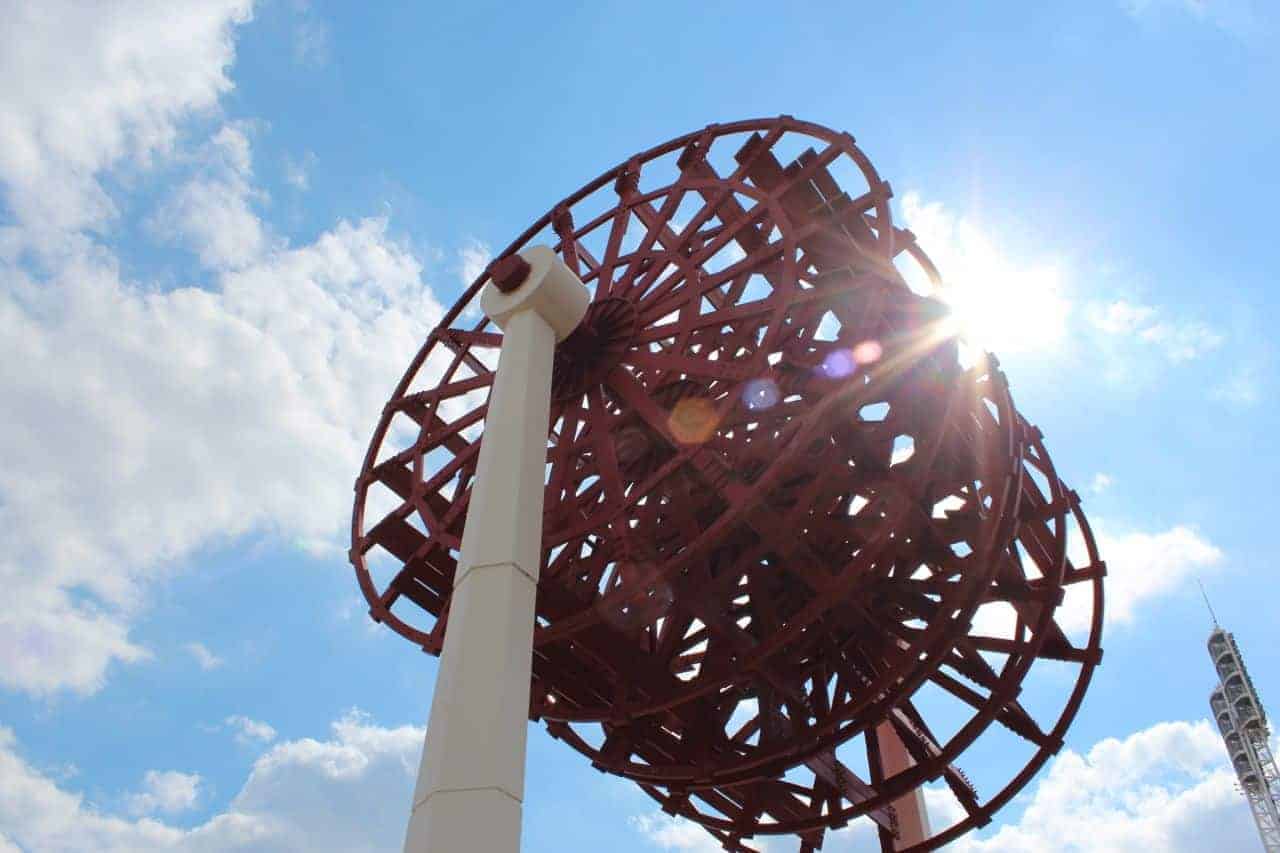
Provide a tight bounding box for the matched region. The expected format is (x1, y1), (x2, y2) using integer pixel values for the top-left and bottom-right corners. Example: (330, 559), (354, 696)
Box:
(1204, 586), (1280, 852)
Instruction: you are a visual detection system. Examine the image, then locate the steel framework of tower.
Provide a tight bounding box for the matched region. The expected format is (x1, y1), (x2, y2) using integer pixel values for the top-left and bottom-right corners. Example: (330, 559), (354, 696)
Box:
(1208, 623), (1280, 851)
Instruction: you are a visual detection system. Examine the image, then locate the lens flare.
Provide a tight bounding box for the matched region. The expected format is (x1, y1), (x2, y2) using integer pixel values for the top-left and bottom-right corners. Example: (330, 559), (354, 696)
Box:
(742, 378), (780, 410)
(668, 397), (719, 444)
(820, 349), (856, 378)
(853, 340), (883, 365)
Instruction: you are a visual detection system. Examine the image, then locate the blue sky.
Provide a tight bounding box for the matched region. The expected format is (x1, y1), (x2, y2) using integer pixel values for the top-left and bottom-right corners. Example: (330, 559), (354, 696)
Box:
(1, 1), (1277, 851)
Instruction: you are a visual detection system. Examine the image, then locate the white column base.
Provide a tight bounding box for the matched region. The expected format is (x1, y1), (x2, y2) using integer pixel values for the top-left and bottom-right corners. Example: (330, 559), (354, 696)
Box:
(407, 562), (538, 833)
(406, 787), (522, 852)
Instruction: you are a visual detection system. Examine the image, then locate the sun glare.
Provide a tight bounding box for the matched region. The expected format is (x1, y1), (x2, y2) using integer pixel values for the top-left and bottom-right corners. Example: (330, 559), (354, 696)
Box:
(899, 192), (1070, 357)
(940, 261), (1068, 355)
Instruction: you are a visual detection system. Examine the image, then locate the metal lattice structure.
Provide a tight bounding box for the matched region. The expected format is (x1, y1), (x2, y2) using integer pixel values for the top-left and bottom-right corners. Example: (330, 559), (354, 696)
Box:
(1209, 626), (1280, 851)
(351, 117), (1106, 851)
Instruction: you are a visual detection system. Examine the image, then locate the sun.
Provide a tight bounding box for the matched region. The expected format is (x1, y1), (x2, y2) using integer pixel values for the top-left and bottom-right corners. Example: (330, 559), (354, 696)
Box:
(937, 260), (1069, 356)
(899, 192), (1070, 357)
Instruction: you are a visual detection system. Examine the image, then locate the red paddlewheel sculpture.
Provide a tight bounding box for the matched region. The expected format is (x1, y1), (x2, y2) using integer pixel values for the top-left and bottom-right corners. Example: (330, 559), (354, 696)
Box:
(351, 117), (1105, 852)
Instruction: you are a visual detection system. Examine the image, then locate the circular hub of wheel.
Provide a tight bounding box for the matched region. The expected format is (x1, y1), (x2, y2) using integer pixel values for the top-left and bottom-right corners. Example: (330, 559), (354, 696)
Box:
(552, 297), (638, 402)
(351, 117), (1104, 852)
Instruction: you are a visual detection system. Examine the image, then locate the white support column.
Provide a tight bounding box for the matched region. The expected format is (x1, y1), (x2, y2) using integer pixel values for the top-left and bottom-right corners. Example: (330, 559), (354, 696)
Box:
(405, 246), (589, 853)
(877, 721), (931, 850)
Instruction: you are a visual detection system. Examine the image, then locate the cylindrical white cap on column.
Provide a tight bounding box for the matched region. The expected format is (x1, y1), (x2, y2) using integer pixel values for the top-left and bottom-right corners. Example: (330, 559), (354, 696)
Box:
(481, 245), (591, 341)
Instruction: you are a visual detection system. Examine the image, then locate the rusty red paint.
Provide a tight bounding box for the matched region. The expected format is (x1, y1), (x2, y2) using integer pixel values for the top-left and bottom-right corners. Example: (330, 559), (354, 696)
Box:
(491, 252), (532, 293)
(351, 117), (1104, 852)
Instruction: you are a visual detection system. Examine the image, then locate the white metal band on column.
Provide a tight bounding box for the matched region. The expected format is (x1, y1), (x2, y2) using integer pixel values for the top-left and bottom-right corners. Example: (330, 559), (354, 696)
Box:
(405, 246), (589, 853)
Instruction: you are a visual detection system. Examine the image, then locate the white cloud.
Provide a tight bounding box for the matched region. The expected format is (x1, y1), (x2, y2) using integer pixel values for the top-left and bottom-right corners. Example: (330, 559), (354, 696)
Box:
(456, 240), (492, 318)
(1213, 362), (1262, 406)
(185, 643), (224, 671)
(1088, 300), (1155, 335)
(0, 712), (1268, 853)
(799, 719), (1263, 853)
(457, 239), (491, 286)
(632, 720), (1265, 853)
(0, 0), (455, 697)
(282, 152), (317, 191)
(225, 716), (278, 746)
(971, 519), (1222, 639)
(1059, 524), (1223, 633)
(151, 123), (270, 270)
(0, 0), (254, 243)
(898, 192), (1070, 356)
(0, 213), (443, 695)
(1139, 322), (1224, 363)
(0, 712), (423, 852)
(631, 813), (765, 852)
(1121, 0), (1263, 37)
(127, 770), (202, 817)
(290, 1), (331, 67)
(939, 720), (1261, 852)
(1090, 473), (1114, 494)
(1086, 300), (1223, 364)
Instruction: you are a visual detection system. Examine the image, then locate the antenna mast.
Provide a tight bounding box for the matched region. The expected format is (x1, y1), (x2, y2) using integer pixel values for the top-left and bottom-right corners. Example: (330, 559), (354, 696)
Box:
(1199, 579), (1220, 627)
